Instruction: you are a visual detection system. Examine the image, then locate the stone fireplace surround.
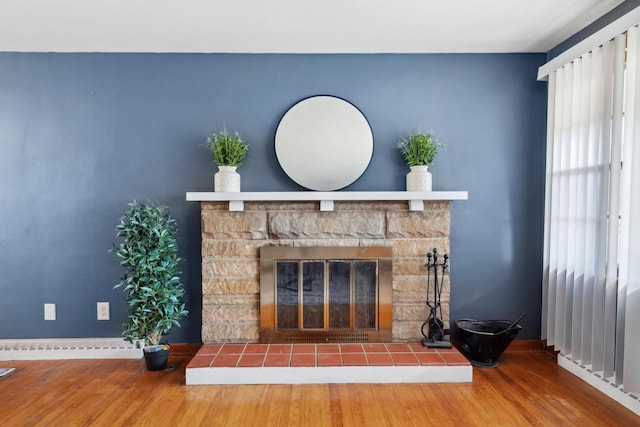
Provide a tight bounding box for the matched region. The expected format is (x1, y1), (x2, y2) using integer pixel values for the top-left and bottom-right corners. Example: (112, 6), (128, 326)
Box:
(198, 199), (453, 344)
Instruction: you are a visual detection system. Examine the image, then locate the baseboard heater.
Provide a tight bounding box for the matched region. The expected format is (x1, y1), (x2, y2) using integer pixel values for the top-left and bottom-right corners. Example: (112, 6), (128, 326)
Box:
(558, 354), (640, 417)
(0, 338), (142, 360)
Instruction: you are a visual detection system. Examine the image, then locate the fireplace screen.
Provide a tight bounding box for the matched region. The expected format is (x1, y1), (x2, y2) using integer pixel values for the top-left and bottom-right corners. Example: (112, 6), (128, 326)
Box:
(260, 247), (392, 343)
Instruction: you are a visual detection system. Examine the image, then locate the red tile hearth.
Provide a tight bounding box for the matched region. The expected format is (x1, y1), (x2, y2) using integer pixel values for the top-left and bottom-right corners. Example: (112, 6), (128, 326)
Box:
(186, 342), (469, 369)
(186, 342), (473, 385)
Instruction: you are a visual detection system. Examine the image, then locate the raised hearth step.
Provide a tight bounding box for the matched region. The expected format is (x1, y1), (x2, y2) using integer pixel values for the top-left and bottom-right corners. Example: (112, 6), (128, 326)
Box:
(185, 342), (472, 385)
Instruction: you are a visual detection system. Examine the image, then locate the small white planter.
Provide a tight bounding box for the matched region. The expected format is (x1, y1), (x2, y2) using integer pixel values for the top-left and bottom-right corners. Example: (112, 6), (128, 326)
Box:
(214, 166), (241, 192)
(406, 165), (432, 192)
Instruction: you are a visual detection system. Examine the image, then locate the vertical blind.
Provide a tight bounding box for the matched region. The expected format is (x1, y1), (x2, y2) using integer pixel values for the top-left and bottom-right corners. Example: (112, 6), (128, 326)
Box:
(542, 25), (640, 394)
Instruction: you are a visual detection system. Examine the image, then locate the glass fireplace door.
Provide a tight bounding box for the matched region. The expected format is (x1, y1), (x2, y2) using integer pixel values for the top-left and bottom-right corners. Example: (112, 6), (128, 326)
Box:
(275, 260), (377, 332)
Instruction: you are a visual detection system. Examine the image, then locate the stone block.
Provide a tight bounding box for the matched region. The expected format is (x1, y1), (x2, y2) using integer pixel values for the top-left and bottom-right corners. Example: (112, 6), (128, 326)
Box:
(358, 239), (393, 248)
(202, 211), (268, 239)
(386, 210), (450, 238)
(202, 258), (258, 279)
(393, 239), (450, 257)
(439, 276), (451, 296)
(423, 201), (451, 211)
(201, 202), (229, 211)
(202, 278), (260, 295)
(392, 322), (425, 342)
(393, 303), (430, 322)
(291, 239), (361, 247)
(245, 202), (318, 211)
(392, 301), (450, 329)
(393, 258), (429, 276)
(393, 276), (427, 293)
(440, 304), (450, 325)
(202, 303), (259, 323)
(393, 292), (427, 304)
(203, 294), (259, 306)
(393, 313), (451, 343)
(202, 322), (260, 343)
(202, 239), (264, 258)
(334, 201), (407, 211)
(268, 211), (385, 239)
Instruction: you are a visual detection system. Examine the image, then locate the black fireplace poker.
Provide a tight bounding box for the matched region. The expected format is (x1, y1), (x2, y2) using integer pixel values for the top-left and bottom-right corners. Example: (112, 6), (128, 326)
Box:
(421, 248), (453, 349)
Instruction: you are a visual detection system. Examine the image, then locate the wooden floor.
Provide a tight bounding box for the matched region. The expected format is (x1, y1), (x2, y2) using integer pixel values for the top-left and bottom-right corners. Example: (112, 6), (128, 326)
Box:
(0, 351), (638, 426)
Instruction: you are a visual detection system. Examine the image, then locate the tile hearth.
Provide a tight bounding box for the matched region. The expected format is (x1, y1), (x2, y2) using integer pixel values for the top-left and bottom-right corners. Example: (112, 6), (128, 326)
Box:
(186, 343), (472, 385)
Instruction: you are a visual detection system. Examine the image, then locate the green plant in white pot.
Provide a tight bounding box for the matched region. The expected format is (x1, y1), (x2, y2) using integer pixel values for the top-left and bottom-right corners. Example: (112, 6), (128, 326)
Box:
(398, 132), (443, 191)
(113, 201), (188, 371)
(204, 130), (249, 192)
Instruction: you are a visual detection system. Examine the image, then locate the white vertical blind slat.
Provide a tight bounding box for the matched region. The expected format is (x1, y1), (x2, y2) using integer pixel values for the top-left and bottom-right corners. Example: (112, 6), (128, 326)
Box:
(602, 34), (626, 378)
(571, 54), (592, 361)
(621, 25), (640, 393)
(615, 26), (631, 384)
(580, 46), (603, 366)
(547, 69), (565, 347)
(555, 62), (574, 354)
(541, 71), (556, 343)
(591, 39), (616, 373)
(564, 58), (583, 355)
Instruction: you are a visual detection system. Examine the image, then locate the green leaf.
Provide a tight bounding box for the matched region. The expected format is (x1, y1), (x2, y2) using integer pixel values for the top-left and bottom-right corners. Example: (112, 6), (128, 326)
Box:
(398, 132), (444, 166)
(203, 130), (249, 166)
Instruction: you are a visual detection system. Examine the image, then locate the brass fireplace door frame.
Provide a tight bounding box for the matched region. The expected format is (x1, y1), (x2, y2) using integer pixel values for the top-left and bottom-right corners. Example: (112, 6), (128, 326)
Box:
(260, 246), (392, 343)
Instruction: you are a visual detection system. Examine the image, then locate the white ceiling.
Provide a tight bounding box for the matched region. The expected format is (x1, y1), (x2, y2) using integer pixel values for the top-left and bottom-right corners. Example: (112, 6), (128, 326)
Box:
(0, 0), (626, 53)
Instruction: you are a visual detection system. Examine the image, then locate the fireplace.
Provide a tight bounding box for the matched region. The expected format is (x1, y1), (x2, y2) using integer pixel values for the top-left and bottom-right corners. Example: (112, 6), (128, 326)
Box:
(194, 199), (454, 343)
(259, 246), (392, 343)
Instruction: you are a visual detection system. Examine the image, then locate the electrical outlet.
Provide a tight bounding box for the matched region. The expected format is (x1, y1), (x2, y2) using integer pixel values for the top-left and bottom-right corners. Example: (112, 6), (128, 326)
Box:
(97, 302), (110, 320)
(44, 303), (56, 320)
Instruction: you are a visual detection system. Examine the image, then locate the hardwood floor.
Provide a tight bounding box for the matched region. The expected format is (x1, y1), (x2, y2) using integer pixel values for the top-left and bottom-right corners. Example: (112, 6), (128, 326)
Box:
(0, 351), (638, 426)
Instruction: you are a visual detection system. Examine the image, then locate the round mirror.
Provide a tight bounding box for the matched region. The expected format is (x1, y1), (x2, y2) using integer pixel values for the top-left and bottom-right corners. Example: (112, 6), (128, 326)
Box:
(275, 95), (373, 191)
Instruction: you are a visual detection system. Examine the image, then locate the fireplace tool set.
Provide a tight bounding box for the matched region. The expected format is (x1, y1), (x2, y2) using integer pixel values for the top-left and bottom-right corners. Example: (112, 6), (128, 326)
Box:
(421, 248), (453, 349)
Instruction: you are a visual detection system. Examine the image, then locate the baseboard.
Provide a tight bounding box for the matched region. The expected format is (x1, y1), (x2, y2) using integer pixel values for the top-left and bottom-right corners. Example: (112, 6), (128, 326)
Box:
(451, 339), (543, 353)
(0, 338), (142, 361)
(168, 343), (202, 356)
(505, 340), (544, 352)
(558, 354), (640, 417)
(542, 339), (560, 361)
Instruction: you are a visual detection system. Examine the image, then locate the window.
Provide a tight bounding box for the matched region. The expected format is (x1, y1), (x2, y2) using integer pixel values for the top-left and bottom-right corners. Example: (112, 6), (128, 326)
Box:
(542, 26), (640, 394)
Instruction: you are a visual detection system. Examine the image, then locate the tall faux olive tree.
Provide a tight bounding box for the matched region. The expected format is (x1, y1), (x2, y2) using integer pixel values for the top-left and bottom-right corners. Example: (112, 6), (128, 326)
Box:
(113, 201), (188, 346)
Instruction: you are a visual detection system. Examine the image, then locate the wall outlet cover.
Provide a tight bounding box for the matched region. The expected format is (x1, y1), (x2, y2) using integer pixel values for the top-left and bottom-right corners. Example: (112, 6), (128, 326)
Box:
(44, 303), (56, 321)
(97, 302), (110, 320)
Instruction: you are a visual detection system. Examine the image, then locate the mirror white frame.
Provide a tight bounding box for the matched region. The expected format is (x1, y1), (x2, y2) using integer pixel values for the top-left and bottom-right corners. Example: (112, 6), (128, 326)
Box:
(275, 95), (374, 191)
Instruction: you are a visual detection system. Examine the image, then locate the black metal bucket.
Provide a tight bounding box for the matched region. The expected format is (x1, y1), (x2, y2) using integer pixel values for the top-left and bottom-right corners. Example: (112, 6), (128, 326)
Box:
(455, 313), (524, 368)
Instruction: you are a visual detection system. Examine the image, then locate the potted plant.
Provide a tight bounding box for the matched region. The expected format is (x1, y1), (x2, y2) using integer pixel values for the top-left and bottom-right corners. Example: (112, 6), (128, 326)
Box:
(398, 132), (443, 191)
(113, 201), (188, 371)
(203, 130), (249, 192)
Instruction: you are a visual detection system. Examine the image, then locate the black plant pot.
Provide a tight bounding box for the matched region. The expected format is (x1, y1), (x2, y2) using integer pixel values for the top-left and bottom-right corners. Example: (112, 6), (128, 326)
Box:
(143, 345), (170, 371)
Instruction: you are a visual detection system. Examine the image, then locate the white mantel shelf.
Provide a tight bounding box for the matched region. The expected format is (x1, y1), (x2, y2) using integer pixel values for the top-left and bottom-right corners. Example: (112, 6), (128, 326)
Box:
(186, 191), (468, 212)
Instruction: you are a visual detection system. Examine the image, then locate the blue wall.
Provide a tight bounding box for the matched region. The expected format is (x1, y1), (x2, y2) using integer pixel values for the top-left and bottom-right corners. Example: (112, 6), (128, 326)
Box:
(0, 53), (547, 342)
